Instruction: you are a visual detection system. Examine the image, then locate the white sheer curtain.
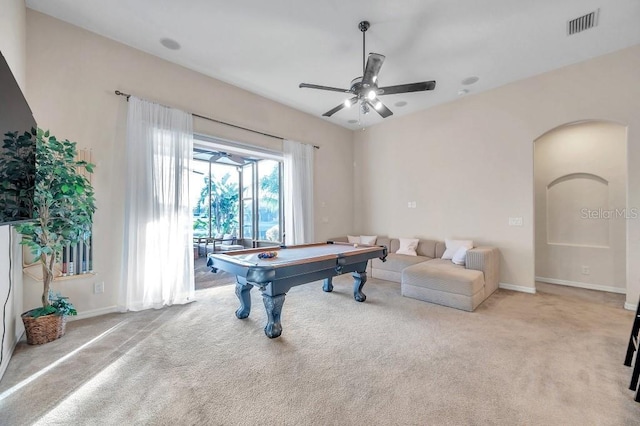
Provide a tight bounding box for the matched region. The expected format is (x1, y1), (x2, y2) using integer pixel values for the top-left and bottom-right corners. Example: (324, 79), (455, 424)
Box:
(119, 97), (195, 311)
(283, 139), (314, 244)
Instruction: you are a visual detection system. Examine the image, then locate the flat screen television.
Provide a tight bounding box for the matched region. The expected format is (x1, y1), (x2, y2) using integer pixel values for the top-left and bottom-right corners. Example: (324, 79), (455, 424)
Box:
(0, 51), (36, 225)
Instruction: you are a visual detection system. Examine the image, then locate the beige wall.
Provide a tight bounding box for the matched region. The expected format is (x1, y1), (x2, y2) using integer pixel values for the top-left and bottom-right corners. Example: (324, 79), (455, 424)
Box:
(0, 0), (26, 380)
(24, 10), (354, 315)
(0, 0), (26, 89)
(19, 10), (640, 314)
(534, 121), (627, 292)
(354, 44), (640, 308)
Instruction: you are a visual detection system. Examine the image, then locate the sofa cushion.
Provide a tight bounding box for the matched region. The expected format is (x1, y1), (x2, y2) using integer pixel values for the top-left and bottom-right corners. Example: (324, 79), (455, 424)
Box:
(417, 240), (437, 258)
(442, 239), (474, 259)
(452, 246), (469, 265)
(360, 235), (377, 245)
(388, 238), (438, 257)
(372, 253), (431, 273)
(396, 238), (419, 255)
(402, 260), (484, 297)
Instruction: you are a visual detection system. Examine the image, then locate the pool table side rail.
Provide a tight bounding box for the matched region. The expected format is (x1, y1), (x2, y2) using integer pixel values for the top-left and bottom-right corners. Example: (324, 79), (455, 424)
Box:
(209, 242), (385, 270)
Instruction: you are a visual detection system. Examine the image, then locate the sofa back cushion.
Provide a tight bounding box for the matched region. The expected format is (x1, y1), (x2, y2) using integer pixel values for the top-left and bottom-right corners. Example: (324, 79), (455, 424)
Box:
(435, 241), (446, 258)
(329, 236), (348, 243)
(387, 238), (438, 257)
(388, 238), (400, 253)
(377, 236), (391, 250)
(416, 240), (437, 258)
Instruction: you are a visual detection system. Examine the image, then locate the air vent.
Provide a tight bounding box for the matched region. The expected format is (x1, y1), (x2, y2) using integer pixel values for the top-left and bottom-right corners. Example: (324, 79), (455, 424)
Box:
(567, 9), (599, 35)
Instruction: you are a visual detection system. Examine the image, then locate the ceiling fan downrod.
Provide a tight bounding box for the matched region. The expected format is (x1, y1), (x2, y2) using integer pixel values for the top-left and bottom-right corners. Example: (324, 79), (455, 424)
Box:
(359, 21), (370, 75)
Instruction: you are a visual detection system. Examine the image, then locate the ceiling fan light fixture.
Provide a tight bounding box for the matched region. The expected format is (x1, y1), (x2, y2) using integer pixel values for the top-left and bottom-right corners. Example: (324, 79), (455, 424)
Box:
(299, 19), (436, 120)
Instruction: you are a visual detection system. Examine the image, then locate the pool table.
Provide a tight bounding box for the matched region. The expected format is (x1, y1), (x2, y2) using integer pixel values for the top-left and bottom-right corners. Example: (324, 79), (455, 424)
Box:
(206, 241), (387, 338)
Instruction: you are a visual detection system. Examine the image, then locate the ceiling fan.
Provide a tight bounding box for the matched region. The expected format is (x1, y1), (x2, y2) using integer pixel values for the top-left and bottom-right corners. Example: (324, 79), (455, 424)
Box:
(194, 148), (247, 166)
(299, 20), (436, 119)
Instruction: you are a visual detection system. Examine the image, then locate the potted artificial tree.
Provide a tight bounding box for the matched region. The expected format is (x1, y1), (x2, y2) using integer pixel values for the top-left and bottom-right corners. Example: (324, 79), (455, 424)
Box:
(11, 128), (96, 344)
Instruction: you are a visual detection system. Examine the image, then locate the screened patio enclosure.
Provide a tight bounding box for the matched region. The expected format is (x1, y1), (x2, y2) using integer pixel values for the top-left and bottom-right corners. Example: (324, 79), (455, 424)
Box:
(191, 145), (283, 257)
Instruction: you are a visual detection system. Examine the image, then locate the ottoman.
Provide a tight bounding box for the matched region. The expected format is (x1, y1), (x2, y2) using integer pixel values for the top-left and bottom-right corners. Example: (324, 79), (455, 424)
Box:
(401, 259), (486, 312)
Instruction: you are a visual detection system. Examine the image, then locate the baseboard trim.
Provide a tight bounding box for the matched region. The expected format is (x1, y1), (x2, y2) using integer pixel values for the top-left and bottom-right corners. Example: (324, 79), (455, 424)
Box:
(535, 276), (626, 294)
(499, 283), (536, 294)
(0, 334), (21, 382)
(69, 306), (118, 321)
(625, 302), (638, 312)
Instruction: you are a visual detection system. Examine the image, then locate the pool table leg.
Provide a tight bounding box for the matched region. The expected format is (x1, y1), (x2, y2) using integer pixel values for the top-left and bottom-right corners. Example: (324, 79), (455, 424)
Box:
(322, 277), (333, 292)
(262, 293), (286, 338)
(352, 271), (367, 302)
(235, 281), (253, 319)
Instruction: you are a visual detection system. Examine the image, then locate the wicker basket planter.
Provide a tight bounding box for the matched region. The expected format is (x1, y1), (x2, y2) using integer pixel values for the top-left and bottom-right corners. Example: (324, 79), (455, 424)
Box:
(21, 310), (67, 345)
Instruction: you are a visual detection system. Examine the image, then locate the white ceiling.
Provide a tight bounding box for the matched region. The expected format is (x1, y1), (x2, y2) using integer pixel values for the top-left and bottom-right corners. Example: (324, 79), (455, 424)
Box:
(26, 0), (640, 129)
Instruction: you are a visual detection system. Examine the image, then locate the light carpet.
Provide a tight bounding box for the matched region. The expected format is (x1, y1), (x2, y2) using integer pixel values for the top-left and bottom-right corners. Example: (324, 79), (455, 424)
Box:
(0, 277), (638, 425)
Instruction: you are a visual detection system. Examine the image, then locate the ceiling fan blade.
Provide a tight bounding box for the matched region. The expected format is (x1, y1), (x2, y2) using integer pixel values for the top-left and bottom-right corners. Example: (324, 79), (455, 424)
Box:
(299, 83), (351, 93)
(322, 96), (358, 117)
(378, 81), (436, 95)
(368, 100), (393, 118)
(362, 53), (385, 87)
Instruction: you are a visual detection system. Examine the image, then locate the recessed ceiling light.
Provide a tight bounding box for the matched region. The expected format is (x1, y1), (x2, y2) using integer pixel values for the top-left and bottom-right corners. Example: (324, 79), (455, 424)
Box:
(348, 119), (358, 124)
(394, 101), (407, 107)
(461, 76), (479, 85)
(160, 38), (181, 50)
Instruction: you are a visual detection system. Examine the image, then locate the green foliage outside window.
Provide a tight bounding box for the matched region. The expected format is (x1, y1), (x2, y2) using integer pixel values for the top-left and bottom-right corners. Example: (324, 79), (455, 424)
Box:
(194, 172), (239, 236)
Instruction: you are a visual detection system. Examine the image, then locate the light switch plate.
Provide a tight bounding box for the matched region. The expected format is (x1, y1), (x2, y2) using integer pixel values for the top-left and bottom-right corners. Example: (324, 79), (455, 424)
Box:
(508, 217), (523, 226)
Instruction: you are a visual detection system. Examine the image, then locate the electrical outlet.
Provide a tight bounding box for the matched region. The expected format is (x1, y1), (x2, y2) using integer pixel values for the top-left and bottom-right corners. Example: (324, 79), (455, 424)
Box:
(94, 281), (104, 294)
(581, 266), (590, 275)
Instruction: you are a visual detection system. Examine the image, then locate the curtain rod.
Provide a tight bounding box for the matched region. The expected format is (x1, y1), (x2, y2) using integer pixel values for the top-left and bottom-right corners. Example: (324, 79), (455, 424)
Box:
(114, 90), (319, 149)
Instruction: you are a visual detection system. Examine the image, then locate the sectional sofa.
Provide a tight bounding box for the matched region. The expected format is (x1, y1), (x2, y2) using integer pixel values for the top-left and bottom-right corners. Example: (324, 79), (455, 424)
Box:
(333, 236), (499, 312)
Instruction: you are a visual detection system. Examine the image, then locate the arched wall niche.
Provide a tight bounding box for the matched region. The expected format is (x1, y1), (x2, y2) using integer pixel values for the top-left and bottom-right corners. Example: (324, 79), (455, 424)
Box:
(534, 120), (627, 293)
(546, 173), (609, 247)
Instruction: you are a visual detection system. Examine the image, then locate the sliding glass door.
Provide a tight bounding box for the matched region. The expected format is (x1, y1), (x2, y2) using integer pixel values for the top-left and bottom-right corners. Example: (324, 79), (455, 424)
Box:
(240, 162), (254, 241)
(257, 160), (281, 242)
(193, 145), (283, 249)
(239, 159), (282, 244)
(191, 160), (239, 240)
